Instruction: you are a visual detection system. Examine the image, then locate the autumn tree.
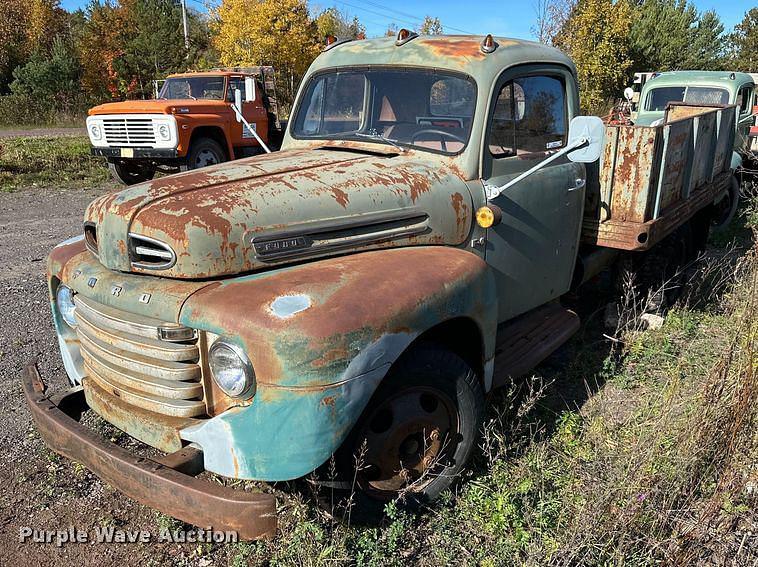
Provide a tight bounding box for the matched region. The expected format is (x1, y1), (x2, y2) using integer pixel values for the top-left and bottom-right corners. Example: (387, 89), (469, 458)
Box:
(213, 0), (319, 106)
(315, 7), (365, 41)
(728, 8), (758, 72)
(0, 0), (66, 92)
(419, 16), (443, 35)
(553, 0), (633, 114)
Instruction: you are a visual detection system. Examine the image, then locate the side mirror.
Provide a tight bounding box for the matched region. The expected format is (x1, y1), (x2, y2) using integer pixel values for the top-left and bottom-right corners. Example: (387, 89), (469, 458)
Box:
(567, 115), (605, 164)
(484, 115), (606, 199)
(245, 77), (256, 102)
(234, 88), (242, 122)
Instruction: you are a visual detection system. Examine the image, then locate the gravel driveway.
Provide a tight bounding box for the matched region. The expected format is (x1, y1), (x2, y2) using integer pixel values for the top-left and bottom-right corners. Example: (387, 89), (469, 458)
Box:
(0, 187), (234, 566)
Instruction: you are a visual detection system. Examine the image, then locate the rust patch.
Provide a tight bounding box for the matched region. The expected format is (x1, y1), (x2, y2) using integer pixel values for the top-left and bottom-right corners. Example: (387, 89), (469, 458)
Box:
(331, 188), (349, 208)
(420, 37), (485, 59)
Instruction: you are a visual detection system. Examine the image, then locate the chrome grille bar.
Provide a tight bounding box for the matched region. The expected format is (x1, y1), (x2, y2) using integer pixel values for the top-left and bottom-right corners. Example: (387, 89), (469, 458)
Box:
(73, 295), (205, 418)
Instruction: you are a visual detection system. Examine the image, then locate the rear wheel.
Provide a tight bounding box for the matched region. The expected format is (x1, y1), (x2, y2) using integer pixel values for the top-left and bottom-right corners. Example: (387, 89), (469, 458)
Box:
(186, 137), (226, 170)
(107, 160), (155, 185)
(339, 344), (484, 510)
(616, 224), (693, 310)
(712, 176), (740, 231)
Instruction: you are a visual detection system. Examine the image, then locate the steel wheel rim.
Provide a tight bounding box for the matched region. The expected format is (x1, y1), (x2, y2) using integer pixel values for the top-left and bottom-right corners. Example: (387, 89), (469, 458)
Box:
(353, 386), (459, 499)
(195, 148), (220, 168)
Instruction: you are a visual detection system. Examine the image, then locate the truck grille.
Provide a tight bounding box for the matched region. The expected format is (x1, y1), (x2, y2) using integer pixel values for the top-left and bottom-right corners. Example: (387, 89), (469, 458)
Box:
(103, 117), (156, 146)
(73, 295), (206, 418)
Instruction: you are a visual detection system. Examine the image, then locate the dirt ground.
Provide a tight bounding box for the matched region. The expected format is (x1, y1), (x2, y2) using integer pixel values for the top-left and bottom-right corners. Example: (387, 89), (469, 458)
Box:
(0, 186), (238, 566)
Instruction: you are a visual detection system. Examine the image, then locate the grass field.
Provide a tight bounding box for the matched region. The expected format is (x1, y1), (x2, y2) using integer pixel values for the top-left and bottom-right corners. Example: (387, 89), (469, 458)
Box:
(0, 136), (109, 191)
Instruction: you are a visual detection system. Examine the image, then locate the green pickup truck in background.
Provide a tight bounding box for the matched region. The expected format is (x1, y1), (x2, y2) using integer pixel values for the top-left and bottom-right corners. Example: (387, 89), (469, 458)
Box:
(633, 71), (756, 226)
(23, 32), (743, 539)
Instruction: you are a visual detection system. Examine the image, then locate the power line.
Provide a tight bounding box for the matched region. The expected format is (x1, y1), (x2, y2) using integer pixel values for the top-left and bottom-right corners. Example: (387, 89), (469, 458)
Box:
(333, 0), (474, 34)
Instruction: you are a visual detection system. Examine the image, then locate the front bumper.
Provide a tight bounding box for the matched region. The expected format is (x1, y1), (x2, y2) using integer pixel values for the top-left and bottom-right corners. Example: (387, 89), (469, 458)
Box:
(22, 362), (277, 540)
(92, 147), (179, 159)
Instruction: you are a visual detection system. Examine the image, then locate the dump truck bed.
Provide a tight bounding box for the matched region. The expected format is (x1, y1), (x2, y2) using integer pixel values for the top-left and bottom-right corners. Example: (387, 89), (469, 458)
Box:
(582, 103), (737, 251)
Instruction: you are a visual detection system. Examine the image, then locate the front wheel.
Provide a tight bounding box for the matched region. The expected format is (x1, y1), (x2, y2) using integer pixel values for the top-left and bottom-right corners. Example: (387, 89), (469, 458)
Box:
(338, 344), (484, 509)
(107, 160), (155, 185)
(185, 137), (227, 170)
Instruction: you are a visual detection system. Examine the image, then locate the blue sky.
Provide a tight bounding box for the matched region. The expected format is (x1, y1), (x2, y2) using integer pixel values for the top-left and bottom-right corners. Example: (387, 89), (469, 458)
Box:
(58, 0), (755, 41)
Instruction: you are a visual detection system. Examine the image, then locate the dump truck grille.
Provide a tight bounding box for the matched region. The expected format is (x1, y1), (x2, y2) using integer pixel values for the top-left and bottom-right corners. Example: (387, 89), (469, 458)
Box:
(73, 295), (206, 418)
(103, 117), (157, 146)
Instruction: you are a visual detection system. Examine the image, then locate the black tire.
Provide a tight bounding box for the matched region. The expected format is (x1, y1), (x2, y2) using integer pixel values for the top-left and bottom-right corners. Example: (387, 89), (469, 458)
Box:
(711, 176), (740, 231)
(615, 224), (693, 310)
(338, 344), (484, 513)
(107, 160), (155, 185)
(185, 137), (227, 170)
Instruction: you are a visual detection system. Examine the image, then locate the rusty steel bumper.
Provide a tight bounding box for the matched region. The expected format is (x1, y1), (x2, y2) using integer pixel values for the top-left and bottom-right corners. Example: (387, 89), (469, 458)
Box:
(22, 362), (277, 540)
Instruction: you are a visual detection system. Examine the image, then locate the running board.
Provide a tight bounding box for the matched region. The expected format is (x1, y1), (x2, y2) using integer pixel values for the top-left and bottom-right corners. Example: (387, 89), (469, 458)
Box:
(492, 303), (580, 388)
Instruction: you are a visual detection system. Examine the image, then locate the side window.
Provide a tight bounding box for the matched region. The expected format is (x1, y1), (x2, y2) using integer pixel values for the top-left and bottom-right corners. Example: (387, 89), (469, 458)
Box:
(226, 78), (243, 102)
(489, 75), (566, 158)
(738, 86), (752, 114)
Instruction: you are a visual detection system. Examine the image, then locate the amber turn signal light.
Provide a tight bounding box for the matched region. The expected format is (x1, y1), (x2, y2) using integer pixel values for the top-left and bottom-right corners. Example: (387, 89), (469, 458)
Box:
(476, 205), (502, 228)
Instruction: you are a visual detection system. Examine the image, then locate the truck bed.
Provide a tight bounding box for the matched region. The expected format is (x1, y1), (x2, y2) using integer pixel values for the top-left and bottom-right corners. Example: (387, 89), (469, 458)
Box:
(582, 103), (737, 251)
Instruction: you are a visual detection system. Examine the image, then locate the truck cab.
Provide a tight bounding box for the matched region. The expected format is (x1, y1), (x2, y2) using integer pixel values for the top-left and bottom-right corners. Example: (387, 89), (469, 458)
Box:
(27, 33), (737, 539)
(87, 67), (283, 185)
(634, 71), (756, 160)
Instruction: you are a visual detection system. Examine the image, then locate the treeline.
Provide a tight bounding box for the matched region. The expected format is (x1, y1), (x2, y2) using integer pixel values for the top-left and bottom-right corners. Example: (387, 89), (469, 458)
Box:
(0, 0), (755, 125)
(538, 0), (758, 112)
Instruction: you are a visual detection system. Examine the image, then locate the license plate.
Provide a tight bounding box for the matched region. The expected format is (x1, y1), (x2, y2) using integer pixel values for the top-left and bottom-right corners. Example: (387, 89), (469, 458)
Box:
(120, 148), (134, 158)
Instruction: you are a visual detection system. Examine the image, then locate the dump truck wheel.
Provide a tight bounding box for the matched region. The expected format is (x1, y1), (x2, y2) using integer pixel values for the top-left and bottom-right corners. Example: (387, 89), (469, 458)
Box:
(186, 138), (226, 170)
(712, 176), (740, 231)
(107, 161), (155, 185)
(615, 225), (693, 310)
(338, 344), (484, 514)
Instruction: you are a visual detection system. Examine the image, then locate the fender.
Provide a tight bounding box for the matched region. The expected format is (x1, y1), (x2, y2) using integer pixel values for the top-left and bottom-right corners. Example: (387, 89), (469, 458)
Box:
(179, 246), (498, 480)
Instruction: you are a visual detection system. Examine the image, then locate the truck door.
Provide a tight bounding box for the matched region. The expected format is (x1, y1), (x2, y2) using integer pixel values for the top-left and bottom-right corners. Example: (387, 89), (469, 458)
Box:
(482, 65), (584, 322)
(735, 83), (755, 152)
(228, 76), (268, 145)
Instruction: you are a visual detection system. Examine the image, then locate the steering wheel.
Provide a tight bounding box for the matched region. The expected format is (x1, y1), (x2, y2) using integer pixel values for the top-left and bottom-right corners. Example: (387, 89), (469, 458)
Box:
(411, 128), (466, 152)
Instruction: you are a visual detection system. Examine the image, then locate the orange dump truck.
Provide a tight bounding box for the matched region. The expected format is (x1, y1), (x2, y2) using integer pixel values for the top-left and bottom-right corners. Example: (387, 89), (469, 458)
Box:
(86, 67), (283, 184)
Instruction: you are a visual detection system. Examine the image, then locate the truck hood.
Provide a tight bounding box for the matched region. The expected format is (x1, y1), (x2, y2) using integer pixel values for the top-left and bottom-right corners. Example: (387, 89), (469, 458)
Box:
(89, 99), (228, 115)
(84, 147), (474, 279)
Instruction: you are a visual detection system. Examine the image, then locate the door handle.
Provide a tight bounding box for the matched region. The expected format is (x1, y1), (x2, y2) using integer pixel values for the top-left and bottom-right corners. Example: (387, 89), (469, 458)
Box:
(568, 178), (586, 192)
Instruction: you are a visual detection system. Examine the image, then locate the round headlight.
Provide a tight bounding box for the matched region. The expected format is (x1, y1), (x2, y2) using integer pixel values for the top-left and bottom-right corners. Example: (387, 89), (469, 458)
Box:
(89, 123), (102, 141)
(157, 123), (170, 140)
(56, 285), (77, 327)
(209, 341), (255, 398)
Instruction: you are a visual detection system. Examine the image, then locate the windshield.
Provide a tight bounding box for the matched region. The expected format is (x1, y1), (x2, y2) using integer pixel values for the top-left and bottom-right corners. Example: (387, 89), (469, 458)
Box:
(158, 76), (225, 100)
(292, 68), (477, 154)
(645, 85), (730, 111)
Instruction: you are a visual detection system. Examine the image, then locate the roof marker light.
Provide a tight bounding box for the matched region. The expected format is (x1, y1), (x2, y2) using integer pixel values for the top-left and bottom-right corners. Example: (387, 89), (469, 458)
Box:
(481, 34), (497, 54)
(395, 28), (418, 46)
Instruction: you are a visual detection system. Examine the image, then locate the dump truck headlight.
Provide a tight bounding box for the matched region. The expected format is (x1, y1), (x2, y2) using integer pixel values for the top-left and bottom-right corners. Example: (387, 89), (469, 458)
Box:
(89, 123), (102, 141)
(157, 123), (170, 141)
(209, 340), (255, 398)
(56, 285), (77, 328)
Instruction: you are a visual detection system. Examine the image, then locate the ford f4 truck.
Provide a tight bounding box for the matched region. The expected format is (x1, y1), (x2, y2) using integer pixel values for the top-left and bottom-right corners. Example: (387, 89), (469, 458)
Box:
(25, 32), (740, 539)
(87, 67), (283, 185)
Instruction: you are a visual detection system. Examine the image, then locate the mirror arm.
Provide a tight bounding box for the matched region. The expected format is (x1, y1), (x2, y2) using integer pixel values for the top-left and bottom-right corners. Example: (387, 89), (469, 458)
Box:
(484, 137), (589, 200)
(231, 94), (271, 154)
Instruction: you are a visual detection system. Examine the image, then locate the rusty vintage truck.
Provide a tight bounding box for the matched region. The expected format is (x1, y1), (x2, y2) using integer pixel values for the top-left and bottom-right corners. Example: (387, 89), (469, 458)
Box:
(24, 32), (740, 539)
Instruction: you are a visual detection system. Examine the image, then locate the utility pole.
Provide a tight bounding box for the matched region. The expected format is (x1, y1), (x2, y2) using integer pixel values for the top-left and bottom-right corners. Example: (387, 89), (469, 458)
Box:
(180, 0), (190, 50)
